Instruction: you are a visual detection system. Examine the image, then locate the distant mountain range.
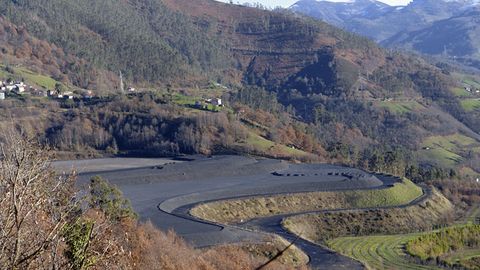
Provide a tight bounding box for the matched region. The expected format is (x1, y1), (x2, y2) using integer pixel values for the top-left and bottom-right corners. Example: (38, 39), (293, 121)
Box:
(291, 0), (480, 68)
(383, 7), (480, 63)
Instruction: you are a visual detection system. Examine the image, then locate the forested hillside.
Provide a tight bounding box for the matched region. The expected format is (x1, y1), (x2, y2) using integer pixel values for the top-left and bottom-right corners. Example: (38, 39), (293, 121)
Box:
(0, 0), (232, 90)
(0, 0), (479, 177)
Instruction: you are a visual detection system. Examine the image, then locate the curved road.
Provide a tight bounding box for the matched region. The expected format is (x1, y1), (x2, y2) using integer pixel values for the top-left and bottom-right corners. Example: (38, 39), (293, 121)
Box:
(55, 155), (408, 269)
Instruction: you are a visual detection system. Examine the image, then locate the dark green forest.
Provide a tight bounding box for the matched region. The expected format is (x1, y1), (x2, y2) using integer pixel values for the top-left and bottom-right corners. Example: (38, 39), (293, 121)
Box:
(0, 0), (231, 87)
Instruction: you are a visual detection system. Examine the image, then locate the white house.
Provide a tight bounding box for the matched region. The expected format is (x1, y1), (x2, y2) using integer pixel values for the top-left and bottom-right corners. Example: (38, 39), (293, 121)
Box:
(82, 90), (94, 99)
(14, 84), (25, 93)
(0, 92), (5, 100)
(47, 90), (57, 97)
(211, 98), (222, 106)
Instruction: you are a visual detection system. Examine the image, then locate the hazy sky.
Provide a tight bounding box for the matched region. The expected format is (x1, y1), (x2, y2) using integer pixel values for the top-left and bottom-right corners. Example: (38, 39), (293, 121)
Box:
(217, 0), (414, 8)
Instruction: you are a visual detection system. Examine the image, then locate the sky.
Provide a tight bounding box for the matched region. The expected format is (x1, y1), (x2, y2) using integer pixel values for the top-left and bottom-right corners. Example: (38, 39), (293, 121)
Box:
(216, 0), (414, 8)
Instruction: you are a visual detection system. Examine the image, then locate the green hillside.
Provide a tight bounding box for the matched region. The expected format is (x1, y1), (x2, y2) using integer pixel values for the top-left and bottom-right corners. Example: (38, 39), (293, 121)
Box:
(0, 0), (479, 177)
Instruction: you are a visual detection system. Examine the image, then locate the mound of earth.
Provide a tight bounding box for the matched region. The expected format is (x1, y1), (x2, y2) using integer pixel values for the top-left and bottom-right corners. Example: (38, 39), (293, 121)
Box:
(190, 178), (421, 224)
(283, 188), (453, 243)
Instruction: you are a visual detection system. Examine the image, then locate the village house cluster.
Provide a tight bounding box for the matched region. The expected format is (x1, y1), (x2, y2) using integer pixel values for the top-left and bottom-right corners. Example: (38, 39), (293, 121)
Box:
(0, 79), (94, 101)
(0, 80), (27, 100)
(464, 84), (480, 94)
(194, 97), (223, 110)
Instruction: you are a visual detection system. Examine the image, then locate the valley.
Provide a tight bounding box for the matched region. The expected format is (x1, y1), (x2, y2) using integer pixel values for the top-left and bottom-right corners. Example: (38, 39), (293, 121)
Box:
(0, 0), (479, 269)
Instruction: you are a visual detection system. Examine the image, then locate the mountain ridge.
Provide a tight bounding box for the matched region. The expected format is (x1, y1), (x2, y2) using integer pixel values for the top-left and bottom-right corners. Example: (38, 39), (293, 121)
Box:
(291, 0), (479, 41)
(0, 0), (479, 174)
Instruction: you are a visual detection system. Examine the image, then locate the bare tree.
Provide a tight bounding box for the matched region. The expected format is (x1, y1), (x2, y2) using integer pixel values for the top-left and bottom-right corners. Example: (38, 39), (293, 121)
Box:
(0, 129), (76, 269)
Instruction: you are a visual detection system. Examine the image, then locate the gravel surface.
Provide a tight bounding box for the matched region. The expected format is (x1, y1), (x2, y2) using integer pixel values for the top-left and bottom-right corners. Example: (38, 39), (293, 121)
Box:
(53, 157), (180, 174)
(54, 155), (394, 269)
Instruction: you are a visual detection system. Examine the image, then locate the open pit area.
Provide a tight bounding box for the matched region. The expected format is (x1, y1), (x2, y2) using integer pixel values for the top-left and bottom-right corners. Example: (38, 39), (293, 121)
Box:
(54, 155), (435, 270)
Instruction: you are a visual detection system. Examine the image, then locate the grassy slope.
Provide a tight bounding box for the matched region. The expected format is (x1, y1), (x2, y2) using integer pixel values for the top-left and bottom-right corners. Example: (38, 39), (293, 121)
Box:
(418, 134), (480, 168)
(244, 132), (310, 157)
(0, 65), (62, 90)
(460, 99), (480, 111)
(15, 67), (58, 89)
(171, 92), (315, 159)
(285, 189), (453, 243)
(451, 74), (480, 111)
(328, 234), (436, 270)
(451, 87), (472, 97)
(326, 203), (480, 270)
(191, 178), (423, 224)
(377, 100), (424, 114)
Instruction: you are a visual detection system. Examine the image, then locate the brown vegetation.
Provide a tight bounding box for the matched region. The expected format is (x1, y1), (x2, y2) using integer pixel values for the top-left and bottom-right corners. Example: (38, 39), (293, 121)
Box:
(429, 179), (480, 208)
(0, 17), (115, 90)
(241, 235), (309, 268)
(191, 179), (423, 224)
(283, 188), (454, 243)
(0, 129), (75, 269)
(0, 130), (306, 269)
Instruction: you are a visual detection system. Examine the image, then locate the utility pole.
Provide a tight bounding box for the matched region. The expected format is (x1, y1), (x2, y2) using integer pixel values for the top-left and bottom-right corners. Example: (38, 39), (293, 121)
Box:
(119, 71), (125, 94)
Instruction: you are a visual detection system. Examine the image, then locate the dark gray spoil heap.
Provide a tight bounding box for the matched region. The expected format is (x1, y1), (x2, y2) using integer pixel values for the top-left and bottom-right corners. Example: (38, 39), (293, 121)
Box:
(54, 155), (391, 270)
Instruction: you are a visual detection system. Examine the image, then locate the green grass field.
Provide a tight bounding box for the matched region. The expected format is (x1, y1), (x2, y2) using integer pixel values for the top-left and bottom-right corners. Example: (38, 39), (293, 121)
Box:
(377, 101), (424, 114)
(418, 134), (480, 167)
(453, 73), (480, 89)
(244, 132), (310, 157)
(344, 178), (423, 208)
(451, 87), (473, 97)
(0, 65), (59, 89)
(328, 234), (439, 270)
(460, 99), (480, 111)
(15, 67), (58, 89)
(463, 78), (480, 89)
(327, 204), (480, 270)
(172, 93), (224, 112)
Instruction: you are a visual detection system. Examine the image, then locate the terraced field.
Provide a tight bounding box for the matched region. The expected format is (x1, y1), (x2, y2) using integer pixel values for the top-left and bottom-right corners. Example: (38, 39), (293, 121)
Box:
(327, 204), (480, 270)
(327, 234), (439, 270)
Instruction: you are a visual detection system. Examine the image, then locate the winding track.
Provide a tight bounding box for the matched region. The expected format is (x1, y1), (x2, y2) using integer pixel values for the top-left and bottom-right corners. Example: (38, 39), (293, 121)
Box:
(55, 155), (411, 269)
